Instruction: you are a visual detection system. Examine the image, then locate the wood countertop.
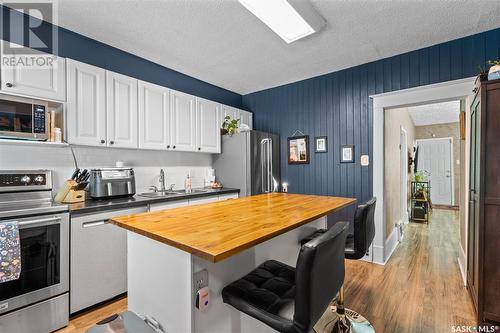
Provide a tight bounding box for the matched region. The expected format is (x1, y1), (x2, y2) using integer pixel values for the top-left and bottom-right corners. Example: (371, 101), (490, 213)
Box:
(110, 193), (356, 263)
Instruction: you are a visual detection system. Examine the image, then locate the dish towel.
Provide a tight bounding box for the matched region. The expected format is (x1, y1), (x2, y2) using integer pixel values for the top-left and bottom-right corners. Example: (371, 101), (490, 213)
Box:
(0, 221), (22, 283)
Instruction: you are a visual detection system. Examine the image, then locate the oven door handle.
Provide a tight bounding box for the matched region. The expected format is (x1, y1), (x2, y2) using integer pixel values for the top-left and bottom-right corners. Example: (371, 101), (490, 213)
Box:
(18, 216), (62, 228)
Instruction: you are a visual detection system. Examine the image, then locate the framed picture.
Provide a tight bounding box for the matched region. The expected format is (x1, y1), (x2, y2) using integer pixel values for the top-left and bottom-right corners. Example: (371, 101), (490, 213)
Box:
(288, 135), (310, 164)
(340, 145), (354, 163)
(315, 136), (328, 153)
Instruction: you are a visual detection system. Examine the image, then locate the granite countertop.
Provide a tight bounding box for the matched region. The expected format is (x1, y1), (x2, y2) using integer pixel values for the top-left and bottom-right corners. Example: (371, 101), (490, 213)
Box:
(68, 188), (240, 215)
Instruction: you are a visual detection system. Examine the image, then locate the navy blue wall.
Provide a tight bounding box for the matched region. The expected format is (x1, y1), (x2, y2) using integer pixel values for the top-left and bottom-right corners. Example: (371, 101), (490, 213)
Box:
(0, 4), (242, 108)
(242, 28), (500, 202)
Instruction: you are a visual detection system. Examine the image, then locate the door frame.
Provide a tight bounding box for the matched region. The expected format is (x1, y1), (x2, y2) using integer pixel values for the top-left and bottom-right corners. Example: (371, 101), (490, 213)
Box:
(399, 126), (409, 241)
(415, 137), (455, 206)
(371, 76), (475, 266)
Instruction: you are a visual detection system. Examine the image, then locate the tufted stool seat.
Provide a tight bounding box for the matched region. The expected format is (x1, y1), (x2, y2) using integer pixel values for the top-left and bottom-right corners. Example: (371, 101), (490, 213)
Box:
(222, 222), (349, 333)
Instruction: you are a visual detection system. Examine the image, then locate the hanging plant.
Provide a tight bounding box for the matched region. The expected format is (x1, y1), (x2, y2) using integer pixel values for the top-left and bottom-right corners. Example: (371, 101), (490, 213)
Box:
(221, 116), (240, 136)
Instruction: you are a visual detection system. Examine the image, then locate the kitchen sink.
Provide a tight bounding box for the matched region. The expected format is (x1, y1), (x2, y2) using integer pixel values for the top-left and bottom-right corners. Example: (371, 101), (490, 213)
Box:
(173, 189), (207, 194)
(138, 191), (183, 198)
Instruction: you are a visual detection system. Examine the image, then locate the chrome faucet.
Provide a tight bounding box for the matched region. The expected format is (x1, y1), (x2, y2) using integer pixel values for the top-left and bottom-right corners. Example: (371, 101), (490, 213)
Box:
(159, 169), (166, 192)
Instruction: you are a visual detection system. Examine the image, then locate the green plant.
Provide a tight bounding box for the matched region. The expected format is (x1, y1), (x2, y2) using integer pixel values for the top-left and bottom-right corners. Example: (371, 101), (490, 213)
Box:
(488, 60), (500, 66)
(413, 170), (429, 182)
(221, 116), (240, 136)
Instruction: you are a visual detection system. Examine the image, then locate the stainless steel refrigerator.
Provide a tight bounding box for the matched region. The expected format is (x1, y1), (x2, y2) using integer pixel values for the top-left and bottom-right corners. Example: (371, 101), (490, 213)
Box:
(213, 130), (280, 197)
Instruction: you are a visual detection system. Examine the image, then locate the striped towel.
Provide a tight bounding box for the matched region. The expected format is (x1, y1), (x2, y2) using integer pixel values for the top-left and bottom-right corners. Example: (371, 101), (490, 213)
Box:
(0, 221), (21, 283)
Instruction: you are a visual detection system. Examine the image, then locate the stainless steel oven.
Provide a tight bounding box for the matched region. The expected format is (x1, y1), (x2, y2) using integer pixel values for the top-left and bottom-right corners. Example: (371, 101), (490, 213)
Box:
(0, 95), (49, 141)
(0, 213), (69, 314)
(0, 170), (69, 333)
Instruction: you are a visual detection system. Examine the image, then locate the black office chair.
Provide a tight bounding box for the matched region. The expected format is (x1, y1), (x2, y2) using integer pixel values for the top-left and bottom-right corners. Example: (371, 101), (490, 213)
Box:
(301, 197), (377, 333)
(222, 222), (349, 333)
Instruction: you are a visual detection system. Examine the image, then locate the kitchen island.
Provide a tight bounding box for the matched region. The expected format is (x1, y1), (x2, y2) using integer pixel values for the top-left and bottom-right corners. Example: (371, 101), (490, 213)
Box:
(110, 193), (356, 333)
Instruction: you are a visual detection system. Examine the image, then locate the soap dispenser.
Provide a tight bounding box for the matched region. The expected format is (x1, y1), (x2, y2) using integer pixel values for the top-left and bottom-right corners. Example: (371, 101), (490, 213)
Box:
(185, 173), (192, 194)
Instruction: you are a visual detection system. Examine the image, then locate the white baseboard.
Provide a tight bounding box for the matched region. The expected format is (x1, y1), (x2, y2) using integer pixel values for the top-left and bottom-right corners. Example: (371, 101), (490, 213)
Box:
(457, 245), (467, 287)
(383, 227), (399, 264)
(372, 244), (385, 265)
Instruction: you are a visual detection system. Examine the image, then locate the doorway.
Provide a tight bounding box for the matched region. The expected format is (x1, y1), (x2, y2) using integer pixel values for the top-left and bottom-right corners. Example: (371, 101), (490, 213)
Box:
(416, 137), (454, 206)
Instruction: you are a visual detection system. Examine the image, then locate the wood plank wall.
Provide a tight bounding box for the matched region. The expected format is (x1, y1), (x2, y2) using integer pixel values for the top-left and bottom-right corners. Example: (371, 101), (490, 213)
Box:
(242, 28), (500, 202)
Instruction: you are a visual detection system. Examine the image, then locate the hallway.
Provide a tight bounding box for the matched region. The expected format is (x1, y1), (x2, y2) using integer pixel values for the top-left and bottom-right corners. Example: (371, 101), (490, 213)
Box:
(343, 209), (475, 333)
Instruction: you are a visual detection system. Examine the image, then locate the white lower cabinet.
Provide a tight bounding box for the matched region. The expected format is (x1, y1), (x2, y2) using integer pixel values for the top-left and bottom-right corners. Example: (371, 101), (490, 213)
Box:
(188, 196), (220, 206)
(219, 193), (239, 201)
(70, 206), (146, 314)
(149, 199), (189, 212)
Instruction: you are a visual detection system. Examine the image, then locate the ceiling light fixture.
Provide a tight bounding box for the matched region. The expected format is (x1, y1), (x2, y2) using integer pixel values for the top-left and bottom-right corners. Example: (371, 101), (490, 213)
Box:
(238, 0), (325, 44)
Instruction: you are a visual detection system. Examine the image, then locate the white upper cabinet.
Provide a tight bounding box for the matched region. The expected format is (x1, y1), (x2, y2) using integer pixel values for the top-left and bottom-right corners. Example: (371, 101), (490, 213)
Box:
(106, 71), (138, 148)
(171, 89), (196, 152)
(66, 59), (106, 146)
(138, 81), (171, 150)
(1, 42), (66, 101)
(196, 97), (221, 153)
(220, 104), (253, 130)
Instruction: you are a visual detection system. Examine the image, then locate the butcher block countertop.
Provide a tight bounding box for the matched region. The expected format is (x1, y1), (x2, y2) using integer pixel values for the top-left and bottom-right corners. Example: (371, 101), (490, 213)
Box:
(110, 193), (356, 262)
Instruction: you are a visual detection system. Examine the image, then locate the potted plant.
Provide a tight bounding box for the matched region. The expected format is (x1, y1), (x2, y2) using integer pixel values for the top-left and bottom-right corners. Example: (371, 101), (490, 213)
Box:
(488, 60), (500, 80)
(221, 116), (240, 136)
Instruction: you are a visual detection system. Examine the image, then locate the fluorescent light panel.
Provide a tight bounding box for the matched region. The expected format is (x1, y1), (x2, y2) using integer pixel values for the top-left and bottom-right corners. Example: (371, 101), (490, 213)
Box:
(238, 0), (324, 43)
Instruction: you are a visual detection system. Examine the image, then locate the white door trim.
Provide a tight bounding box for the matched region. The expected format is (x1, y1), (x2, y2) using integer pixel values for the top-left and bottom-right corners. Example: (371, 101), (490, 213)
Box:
(415, 137), (454, 206)
(371, 77), (475, 265)
(399, 126), (408, 241)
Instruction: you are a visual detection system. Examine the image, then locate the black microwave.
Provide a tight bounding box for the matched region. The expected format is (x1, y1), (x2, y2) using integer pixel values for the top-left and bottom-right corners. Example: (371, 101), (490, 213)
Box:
(0, 95), (48, 141)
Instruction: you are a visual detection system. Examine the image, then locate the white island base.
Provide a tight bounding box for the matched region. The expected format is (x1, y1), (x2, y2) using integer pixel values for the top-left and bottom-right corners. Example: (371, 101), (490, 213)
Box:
(127, 217), (326, 333)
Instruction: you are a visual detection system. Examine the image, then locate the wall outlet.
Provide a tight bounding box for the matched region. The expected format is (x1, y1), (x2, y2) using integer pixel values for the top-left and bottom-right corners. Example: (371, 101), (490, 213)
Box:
(193, 269), (208, 292)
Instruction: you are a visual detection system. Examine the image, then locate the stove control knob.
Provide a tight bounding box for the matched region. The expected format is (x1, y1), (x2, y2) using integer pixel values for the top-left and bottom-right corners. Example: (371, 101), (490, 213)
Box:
(21, 175), (31, 184)
(34, 175), (44, 184)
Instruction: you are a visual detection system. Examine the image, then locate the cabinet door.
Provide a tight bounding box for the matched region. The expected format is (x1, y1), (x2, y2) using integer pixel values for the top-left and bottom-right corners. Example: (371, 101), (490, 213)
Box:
(66, 59), (106, 146)
(221, 104), (238, 126)
(189, 196), (219, 206)
(149, 200), (188, 212)
(70, 207), (146, 313)
(171, 89), (196, 151)
(1, 42), (66, 101)
(238, 110), (253, 130)
(196, 98), (221, 153)
(219, 193), (239, 201)
(106, 71), (138, 148)
(139, 81), (171, 150)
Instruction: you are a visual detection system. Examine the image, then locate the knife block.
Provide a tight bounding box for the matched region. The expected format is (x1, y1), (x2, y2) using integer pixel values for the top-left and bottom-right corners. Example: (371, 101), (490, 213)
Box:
(55, 180), (86, 203)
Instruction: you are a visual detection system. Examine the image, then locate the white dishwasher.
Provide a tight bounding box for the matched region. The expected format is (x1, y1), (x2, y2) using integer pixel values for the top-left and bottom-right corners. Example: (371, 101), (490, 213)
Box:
(70, 206), (147, 314)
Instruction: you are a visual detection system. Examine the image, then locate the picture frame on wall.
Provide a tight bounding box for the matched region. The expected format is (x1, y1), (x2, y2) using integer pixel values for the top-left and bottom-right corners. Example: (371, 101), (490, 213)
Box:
(315, 136), (328, 153)
(340, 145), (354, 163)
(288, 135), (310, 164)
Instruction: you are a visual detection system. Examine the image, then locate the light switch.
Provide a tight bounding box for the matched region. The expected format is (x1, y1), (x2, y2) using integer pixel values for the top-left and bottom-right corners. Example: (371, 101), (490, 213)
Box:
(361, 155), (370, 166)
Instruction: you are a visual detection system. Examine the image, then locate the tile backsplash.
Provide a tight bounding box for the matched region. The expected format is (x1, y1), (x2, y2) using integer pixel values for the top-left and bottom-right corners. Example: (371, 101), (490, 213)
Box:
(0, 144), (213, 194)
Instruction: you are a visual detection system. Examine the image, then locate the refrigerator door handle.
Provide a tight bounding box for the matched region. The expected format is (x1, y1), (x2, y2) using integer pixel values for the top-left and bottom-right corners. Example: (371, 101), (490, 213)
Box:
(268, 138), (273, 192)
(261, 139), (266, 193)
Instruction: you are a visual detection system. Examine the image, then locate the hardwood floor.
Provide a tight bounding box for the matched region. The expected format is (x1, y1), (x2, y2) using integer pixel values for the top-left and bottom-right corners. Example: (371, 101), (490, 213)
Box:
(60, 209), (474, 333)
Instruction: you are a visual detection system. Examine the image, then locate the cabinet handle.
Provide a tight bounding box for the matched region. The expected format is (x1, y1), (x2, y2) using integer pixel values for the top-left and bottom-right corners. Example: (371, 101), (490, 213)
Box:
(82, 220), (109, 228)
(173, 145), (176, 149)
(100, 139), (106, 144)
(198, 147), (201, 151)
(5, 82), (13, 88)
(166, 145), (170, 149)
(109, 140), (115, 145)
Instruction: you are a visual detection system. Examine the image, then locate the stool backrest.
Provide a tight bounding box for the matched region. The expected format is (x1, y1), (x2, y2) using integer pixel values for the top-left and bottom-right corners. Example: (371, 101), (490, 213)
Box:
(351, 197), (377, 259)
(293, 221), (349, 332)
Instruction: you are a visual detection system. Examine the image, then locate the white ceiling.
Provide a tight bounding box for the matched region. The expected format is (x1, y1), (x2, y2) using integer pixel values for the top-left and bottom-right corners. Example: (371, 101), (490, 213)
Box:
(56, 0), (500, 94)
(408, 100), (460, 126)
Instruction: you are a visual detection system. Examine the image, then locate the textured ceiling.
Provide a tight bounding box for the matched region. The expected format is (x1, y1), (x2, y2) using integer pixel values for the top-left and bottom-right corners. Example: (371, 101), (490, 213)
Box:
(57, 0), (500, 94)
(408, 100), (461, 126)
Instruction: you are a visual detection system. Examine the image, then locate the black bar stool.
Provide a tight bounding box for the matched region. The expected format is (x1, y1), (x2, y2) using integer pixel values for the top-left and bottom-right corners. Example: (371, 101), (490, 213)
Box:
(222, 222), (349, 333)
(301, 197), (377, 333)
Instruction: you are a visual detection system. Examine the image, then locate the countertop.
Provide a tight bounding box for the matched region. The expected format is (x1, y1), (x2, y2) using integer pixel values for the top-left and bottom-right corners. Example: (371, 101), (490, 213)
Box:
(68, 187), (240, 215)
(110, 193), (356, 263)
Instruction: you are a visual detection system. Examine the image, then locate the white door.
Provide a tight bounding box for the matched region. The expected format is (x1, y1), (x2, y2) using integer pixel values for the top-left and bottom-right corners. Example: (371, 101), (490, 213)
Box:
(138, 81), (171, 150)
(171, 89), (196, 152)
(1, 42), (66, 101)
(106, 71), (138, 148)
(66, 59), (106, 146)
(417, 138), (453, 205)
(196, 97), (221, 153)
